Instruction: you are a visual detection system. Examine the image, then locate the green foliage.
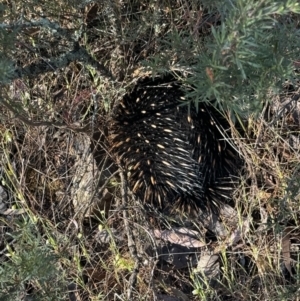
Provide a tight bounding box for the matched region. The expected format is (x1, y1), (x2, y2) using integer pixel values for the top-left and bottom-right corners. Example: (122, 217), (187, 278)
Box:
(146, 0), (300, 118)
(0, 219), (67, 301)
(0, 53), (14, 84)
(190, 0), (300, 117)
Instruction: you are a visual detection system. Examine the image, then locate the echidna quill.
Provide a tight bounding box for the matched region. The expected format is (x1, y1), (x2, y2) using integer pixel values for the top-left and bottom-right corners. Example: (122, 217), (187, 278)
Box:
(109, 75), (241, 215)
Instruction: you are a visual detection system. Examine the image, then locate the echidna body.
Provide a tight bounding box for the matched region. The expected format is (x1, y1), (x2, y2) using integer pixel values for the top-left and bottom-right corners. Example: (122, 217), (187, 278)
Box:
(109, 76), (239, 214)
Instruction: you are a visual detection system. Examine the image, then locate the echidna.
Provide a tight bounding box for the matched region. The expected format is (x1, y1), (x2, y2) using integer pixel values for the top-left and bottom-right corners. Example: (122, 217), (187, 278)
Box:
(109, 75), (240, 215)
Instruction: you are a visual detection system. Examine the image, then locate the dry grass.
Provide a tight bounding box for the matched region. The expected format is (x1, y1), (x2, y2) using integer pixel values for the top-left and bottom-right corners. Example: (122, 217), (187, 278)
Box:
(0, 1), (300, 300)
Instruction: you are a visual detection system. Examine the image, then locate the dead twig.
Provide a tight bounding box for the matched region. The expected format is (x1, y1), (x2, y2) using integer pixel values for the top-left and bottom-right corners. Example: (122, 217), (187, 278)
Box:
(120, 170), (140, 300)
